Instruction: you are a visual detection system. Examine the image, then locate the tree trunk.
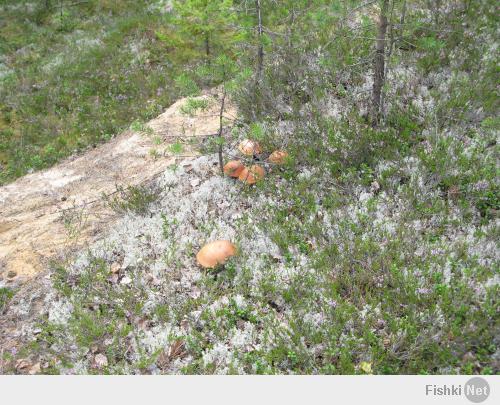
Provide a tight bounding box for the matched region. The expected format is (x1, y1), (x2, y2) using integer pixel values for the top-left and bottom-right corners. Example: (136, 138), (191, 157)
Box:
(371, 0), (389, 127)
(204, 32), (210, 57)
(381, 0), (396, 119)
(217, 88), (226, 175)
(255, 0), (264, 78)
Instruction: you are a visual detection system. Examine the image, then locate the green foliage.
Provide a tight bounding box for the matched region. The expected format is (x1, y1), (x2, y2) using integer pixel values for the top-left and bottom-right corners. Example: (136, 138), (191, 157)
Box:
(105, 184), (161, 215)
(0, 0), (203, 185)
(180, 97), (209, 115)
(172, 0), (238, 57)
(197, 54), (238, 86)
(416, 34), (445, 72)
(44, 258), (151, 373)
(169, 140), (185, 154)
(0, 287), (14, 314)
(174, 73), (201, 97)
(130, 120), (152, 134)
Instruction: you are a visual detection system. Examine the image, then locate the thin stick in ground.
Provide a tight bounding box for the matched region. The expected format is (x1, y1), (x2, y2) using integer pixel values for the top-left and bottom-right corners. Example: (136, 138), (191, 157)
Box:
(217, 88), (226, 176)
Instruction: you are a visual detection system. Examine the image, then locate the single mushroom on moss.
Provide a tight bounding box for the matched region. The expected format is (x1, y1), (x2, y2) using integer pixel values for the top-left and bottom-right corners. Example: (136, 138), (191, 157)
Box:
(238, 164), (265, 185)
(223, 160), (244, 178)
(238, 139), (262, 156)
(268, 150), (289, 165)
(196, 240), (237, 268)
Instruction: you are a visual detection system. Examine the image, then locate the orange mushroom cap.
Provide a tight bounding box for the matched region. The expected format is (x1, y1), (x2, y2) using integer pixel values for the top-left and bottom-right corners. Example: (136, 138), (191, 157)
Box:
(223, 160), (245, 178)
(268, 150), (289, 165)
(238, 139), (263, 156)
(238, 164), (265, 185)
(196, 240), (237, 268)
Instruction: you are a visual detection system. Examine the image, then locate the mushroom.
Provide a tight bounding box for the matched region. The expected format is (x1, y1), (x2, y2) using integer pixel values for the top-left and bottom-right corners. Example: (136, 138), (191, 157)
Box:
(238, 164), (265, 185)
(196, 240), (237, 268)
(268, 150), (289, 165)
(223, 160), (245, 178)
(238, 139), (262, 156)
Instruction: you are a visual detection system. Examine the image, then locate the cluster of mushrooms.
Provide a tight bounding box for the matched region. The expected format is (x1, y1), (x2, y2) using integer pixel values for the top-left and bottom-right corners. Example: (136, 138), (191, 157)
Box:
(222, 139), (288, 185)
(196, 140), (288, 268)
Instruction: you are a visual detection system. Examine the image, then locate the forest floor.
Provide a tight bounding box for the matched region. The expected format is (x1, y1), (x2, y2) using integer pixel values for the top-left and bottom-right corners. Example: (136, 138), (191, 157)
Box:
(1, 75), (498, 375)
(0, 1), (497, 376)
(0, 91), (236, 365)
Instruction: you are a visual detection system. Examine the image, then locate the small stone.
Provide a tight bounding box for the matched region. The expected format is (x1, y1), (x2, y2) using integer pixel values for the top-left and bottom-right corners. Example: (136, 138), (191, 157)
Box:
(7, 271), (17, 279)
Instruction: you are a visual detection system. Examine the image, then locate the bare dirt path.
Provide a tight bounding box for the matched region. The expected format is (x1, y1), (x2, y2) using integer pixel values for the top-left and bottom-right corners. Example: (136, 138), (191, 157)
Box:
(0, 93), (235, 285)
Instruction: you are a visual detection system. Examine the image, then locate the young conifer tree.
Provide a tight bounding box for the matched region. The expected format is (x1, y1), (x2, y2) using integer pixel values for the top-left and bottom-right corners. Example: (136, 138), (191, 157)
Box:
(173, 0), (237, 59)
(196, 55), (238, 174)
